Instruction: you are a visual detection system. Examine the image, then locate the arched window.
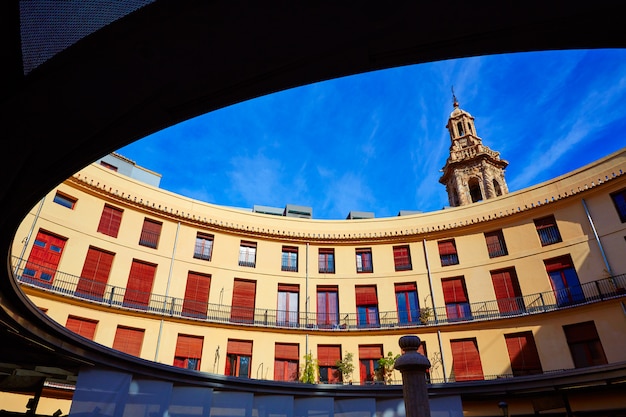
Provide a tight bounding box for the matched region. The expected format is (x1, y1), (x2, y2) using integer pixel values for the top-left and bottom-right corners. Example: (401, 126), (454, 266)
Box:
(456, 121), (464, 136)
(493, 179), (502, 196)
(467, 122), (472, 134)
(468, 178), (482, 203)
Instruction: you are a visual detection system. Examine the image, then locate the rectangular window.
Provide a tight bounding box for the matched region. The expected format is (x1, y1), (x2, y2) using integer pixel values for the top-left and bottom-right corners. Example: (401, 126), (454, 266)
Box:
(274, 343), (299, 382)
(355, 285), (379, 328)
(174, 334), (203, 371)
(534, 215), (562, 246)
(393, 245), (412, 271)
(97, 204), (123, 238)
(277, 284), (299, 326)
(490, 267), (524, 314)
(226, 339), (252, 377)
(238, 241), (257, 268)
(563, 321), (607, 368)
(438, 239), (459, 266)
(395, 282), (420, 324)
(450, 338), (484, 381)
(123, 259), (157, 309)
(23, 230), (66, 284)
(504, 331), (542, 376)
(53, 191), (77, 209)
(318, 248), (335, 273)
(358, 345), (382, 384)
(355, 248), (373, 273)
(231, 279), (256, 323)
(318, 345), (341, 383)
(544, 255), (585, 306)
(65, 315), (97, 340)
(112, 325), (144, 357)
(100, 160), (118, 171)
(139, 218), (162, 249)
(442, 276), (471, 321)
(317, 286), (339, 328)
(610, 188), (626, 222)
(281, 246), (298, 272)
(193, 232), (214, 261)
(76, 246), (114, 300)
(484, 230), (508, 258)
(182, 271), (211, 319)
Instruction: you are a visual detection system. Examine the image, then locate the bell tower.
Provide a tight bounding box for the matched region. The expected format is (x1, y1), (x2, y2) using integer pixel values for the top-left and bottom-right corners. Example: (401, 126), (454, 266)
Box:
(439, 92), (509, 207)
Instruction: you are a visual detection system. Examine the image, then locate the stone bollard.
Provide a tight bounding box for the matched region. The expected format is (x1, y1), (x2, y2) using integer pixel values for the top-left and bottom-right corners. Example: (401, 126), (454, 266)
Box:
(394, 335), (432, 417)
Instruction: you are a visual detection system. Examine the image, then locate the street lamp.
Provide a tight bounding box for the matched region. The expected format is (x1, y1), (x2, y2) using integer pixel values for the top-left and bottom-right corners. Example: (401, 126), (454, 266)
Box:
(498, 401), (509, 417)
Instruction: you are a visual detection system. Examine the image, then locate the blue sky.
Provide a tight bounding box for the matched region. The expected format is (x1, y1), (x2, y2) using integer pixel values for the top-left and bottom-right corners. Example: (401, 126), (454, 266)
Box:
(117, 49), (626, 220)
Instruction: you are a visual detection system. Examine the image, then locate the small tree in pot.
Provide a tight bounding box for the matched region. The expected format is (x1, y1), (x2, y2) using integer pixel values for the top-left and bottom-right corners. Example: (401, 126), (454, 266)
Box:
(336, 352), (354, 384)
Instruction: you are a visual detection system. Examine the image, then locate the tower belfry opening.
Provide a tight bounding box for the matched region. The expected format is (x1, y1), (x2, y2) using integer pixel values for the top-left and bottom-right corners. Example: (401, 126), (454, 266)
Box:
(439, 93), (509, 207)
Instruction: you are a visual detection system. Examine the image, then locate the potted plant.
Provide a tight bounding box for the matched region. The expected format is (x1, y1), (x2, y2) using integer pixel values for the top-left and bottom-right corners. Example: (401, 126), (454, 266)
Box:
(419, 306), (432, 324)
(336, 352), (354, 384)
(300, 352), (318, 384)
(376, 351), (400, 384)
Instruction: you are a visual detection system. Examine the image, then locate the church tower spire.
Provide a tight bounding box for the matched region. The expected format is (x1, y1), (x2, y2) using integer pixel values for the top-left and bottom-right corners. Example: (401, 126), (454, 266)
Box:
(439, 92), (509, 207)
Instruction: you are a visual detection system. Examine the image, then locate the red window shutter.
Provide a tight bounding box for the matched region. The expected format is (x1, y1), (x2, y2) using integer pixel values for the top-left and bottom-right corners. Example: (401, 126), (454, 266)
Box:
(442, 277), (468, 303)
(277, 283), (299, 293)
(491, 268), (522, 313)
(317, 345), (341, 366)
(274, 359), (286, 381)
(227, 339), (253, 356)
(563, 321), (599, 344)
(438, 240), (457, 255)
(355, 286), (378, 306)
(393, 246), (411, 269)
(24, 230), (67, 283)
(97, 205), (123, 237)
(182, 271), (211, 317)
(358, 345), (382, 359)
(451, 338), (483, 381)
(175, 334), (204, 358)
(275, 343), (299, 360)
(123, 260), (157, 307)
(504, 332), (542, 375)
(65, 316), (97, 340)
(231, 279), (256, 322)
(76, 247), (114, 298)
(534, 215), (556, 230)
(139, 218), (162, 247)
(113, 326), (144, 356)
(394, 282), (417, 292)
(544, 255), (574, 273)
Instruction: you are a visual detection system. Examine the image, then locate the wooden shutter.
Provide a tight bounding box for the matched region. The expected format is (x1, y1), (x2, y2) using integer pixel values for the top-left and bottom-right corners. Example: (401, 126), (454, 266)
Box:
(275, 343), (299, 360)
(358, 345), (382, 359)
(394, 282), (416, 292)
(534, 215), (556, 230)
(504, 332), (542, 375)
(176, 334), (204, 358)
(24, 230), (66, 283)
(139, 218), (162, 247)
(113, 326), (144, 357)
(231, 279), (256, 322)
(182, 271), (211, 317)
(97, 205), (122, 237)
(393, 245), (411, 269)
(442, 277), (468, 303)
(355, 286), (378, 305)
(76, 247), (114, 298)
(227, 339), (253, 356)
(491, 268), (522, 313)
(65, 316), (97, 340)
(438, 240), (457, 255)
(317, 345), (341, 366)
(544, 255), (574, 273)
(278, 283), (299, 293)
(123, 260), (156, 308)
(450, 338), (483, 381)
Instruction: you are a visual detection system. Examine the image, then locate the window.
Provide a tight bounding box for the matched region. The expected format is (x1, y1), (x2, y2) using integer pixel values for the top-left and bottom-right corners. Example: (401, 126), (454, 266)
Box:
(355, 248), (373, 273)
(97, 204), (123, 237)
(139, 218), (162, 249)
(112, 326), (144, 357)
(393, 245), (412, 271)
(358, 345), (382, 383)
(226, 339), (252, 377)
(534, 215), (562, 246)
(274, 343), (299, 381)
(468, 178), (482, 202)
(76, 246), (114, 300)
(53, 191), (77, 209)
(318, 345), (341, 383)
(231, 279), (256, 323)
(438, 239), (459, 266)
(544, 255), (585, 306)
(563, 321), (607, 368)
(123, 259), (157, 309)
(395, 282), (420, 324)
(277, 284), (299, 326)
(456, 121), (464, 136)
(610, 188), (626, 222)
(317, 286), (339, 328)
(100, 160), (118, 171)
(355, 285), (379, 328)
(442, 276), (471, 321)
(504, 331), (542, 376)
(174, 334), (203, 371)
(450, 338), (484, 381)
(281, 246), (298, 272)
(490, 267), (524, 314)
(484, 230), (507, 258)
(65, 316), (97, 340)
(318, 248), (335, 273)
(193, 233), (214, 261)
(23, 230), (66, 284)
(238, 241), (257, 267)
(182, 271), (211, 318)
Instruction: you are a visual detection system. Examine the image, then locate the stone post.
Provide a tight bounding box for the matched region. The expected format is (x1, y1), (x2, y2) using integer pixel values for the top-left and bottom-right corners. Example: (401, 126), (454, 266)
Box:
(394, 335), (431, 417)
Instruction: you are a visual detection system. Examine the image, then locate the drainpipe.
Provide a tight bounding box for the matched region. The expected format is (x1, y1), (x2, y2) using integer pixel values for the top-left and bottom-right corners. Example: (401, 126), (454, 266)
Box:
(582, 199), (613, 276)
(305, 243), (309, 355)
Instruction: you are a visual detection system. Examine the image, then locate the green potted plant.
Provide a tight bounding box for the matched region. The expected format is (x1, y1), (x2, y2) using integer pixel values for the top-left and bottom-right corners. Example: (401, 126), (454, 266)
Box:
(300, 352), (318, 384)
(419, 306), (432, 324)
(336, 352), (354, 384)
(376, 351), (400, 384)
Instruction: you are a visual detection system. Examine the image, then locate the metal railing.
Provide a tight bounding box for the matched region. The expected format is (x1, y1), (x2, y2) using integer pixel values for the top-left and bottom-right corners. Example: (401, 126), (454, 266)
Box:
(12, 256), (626, 331)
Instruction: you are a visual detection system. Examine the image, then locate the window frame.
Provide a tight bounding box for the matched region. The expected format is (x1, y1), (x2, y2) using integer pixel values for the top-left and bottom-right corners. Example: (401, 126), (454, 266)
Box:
(238, 240), (257, 268)
(355, 248), (373, 273)
(318, 248), (335, 274)
(281, 246), (298, 272)
(393, 245), (412, 271)
(97, 204), (123, 238)
(563, 321), (608, 368)
(610, 188), (626, 222)
(138, 218), (162, 249)
(193, 232), (214, 261)
(484, 229), (508, 258)
(438, 239), (459, 266)
(534, 215), (562, 246)
(53, 191), (77, 209)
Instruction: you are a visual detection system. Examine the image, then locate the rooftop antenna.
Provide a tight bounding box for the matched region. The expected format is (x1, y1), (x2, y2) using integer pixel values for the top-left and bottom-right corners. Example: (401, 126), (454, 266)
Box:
(451, 86), (459, 108)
